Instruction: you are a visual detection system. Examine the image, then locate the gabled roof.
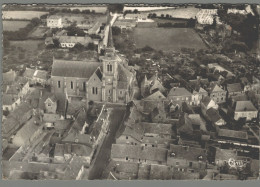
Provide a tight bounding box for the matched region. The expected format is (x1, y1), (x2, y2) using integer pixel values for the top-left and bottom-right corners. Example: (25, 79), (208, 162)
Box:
(45, 94), (57, 103)
(3, 69), (16, 85)
(2, 94), (18, 105)
(51, 59), (100, 78)
(111, 144), (168, 162)
(201, 96), (212, 106)
(23, 68), (35, 79)
(218, 129), (248, 140)
(235, 101), (257, 112)
(208, 84), (225, 93)
(168, 87), (192, 97)
(206, 108), (222, 123)
(168, 144), (207, 162)
(227, 83), (243, 93)
(58, 36), (92, 45)
(144, 90), (165, 100)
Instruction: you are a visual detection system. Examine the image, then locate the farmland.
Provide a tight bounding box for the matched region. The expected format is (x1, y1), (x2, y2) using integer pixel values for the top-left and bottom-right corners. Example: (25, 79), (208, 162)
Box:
(3, 20), (30, 31)
(2, 11), (49, 20)
(133, 27), (207, 52)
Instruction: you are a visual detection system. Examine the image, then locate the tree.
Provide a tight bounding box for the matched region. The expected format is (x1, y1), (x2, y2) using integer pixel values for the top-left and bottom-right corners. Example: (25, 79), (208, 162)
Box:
(107, 4), (124, 13)
(112, 26), (121, 35)
(72, 9), (81, 14)
(66, 23), (85, 36)
(133, 9), (138, 14)
(86, 42), (95, 51)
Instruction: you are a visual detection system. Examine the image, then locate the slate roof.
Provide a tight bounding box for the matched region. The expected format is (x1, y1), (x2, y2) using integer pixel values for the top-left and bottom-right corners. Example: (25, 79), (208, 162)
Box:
(168, 87), (192, 97)
(208, 84), (225, 93)
(2, 94), (18, 105)
(23, 68), (35, 79)
(58, 36), (92, 45)
(12, 120), (39, 147)
(235, 101), (257, 112)
(144, 90), (166, 100)
(51, 59), (101, 78)
(140, 122), (172, 137)
(168, 144), (207, 162)
(227, 83), (243, 93)
(206, 108), (222, 123)
(201, 96), (212, 106)
(3, 69), (16, 85)
(34, 70), (48, 80)
(215, 148), (238, 161)
(111, 144), (168, 162)
(218, 129), (248, 140)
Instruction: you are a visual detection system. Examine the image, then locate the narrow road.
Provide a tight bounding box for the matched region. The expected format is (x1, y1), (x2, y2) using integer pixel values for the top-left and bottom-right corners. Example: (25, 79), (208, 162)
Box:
(87, 105), (126, 179)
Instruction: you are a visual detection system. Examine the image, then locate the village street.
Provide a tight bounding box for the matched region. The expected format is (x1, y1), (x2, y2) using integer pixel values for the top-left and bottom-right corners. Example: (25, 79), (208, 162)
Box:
(87, 105), (126, 179)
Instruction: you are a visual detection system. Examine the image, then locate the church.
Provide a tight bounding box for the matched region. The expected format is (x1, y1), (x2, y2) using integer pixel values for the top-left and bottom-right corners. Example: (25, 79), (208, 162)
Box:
(51, 26), (136, 104)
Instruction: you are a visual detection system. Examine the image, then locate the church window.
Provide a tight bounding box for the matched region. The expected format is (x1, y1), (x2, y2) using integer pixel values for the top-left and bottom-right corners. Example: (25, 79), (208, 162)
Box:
(71, 81), (73, 89)
(58, 81), (61, 88)
(83, 82), (86, 91)
(92, 87), (95, 94)
(96, 87), (98, 94)
(120, 91), (123, 95)
(107, 64), (112, 72)
(109, 90), (111, 94)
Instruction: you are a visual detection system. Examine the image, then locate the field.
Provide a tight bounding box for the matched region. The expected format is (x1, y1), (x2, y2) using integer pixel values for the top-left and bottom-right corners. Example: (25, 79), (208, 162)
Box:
(2, 11), (49, 20)
(3, 40), (45, 72)
(3, 20), (30, 31)
(147, 7), (199, 19)
(133, 28), (207, 52)
(29, 26), (49, 38)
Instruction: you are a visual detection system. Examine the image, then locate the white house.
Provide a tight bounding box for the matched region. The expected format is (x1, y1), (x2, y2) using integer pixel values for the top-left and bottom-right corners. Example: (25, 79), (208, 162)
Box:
(47, 15), (63, 28)
(234, 101), (258, 121)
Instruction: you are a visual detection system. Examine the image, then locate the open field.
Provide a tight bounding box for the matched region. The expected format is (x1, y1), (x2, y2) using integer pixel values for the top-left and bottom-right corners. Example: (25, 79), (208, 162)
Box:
(133, 27), (207, 52)
(29, 27), (49, 38)
(145, 7), (200, 19)
(3, 20), (30, 31)
(2, 11), (49, 20)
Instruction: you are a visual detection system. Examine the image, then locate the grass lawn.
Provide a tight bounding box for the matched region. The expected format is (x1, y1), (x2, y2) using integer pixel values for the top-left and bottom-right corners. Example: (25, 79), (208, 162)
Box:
(133, 27), (207, 52)
(29, 26), (49, 38)
(3, 11), (49, 20)
(3, 20), (30, 31)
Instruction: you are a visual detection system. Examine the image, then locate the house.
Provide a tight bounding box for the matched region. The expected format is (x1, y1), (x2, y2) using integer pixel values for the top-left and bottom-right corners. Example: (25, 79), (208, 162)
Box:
(2, 94), (19, 112)
(113, 20), (136, 30)
(149, 105), (167, 123)
(167, 144), (207, 173)
(201, 96), (218, 116)
(45, 37), (54, 46)
(12, 118), (40, 147)
(23, 68), (48, 85)
(234, 101), (258, 121)
(191, 87), (208, 106)
(141, 74), (165, 98)
(111, 144), (168, 165)
(196, 9), (218, 25)
(143, 90), (166, 101)
(167, 87), (192, 105)
(44, 95), (57, 114)
(58, 36), (93, 48)
(51, 28), (135, 104)
(47, 15), (63, 28)
(208, 84), (227, 104)
(206, 108), (226, 126)
(227, 83), (244, 97)
(217, 128), (248, 142)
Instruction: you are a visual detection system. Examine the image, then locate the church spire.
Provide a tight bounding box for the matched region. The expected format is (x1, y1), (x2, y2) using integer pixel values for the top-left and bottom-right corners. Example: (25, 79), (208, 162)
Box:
(107, 25), (114, 48)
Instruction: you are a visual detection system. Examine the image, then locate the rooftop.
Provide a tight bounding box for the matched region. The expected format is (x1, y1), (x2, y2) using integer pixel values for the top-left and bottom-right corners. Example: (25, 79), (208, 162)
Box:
(227, 83), (243, 93)
(168, 87), (192, 97)
(218, 129), (248, 140)
(235, 101), (257, 112)
(51, 59), (100, 79)
(111, 144), (168, 162)
(206, 108), (222, 123)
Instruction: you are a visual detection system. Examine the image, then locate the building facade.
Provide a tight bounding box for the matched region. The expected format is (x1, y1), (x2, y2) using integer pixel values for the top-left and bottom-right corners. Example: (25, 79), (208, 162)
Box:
(51, 26), (135, 104)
